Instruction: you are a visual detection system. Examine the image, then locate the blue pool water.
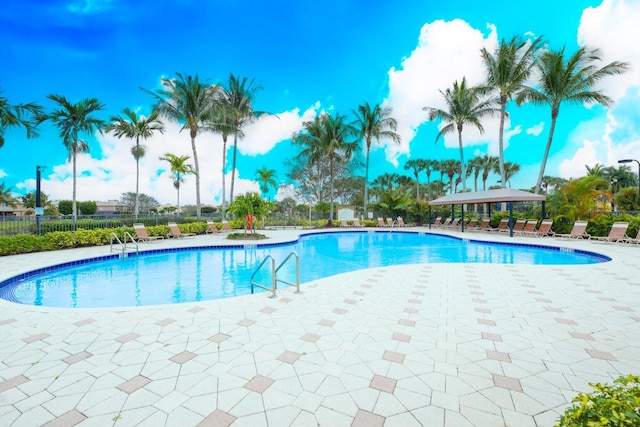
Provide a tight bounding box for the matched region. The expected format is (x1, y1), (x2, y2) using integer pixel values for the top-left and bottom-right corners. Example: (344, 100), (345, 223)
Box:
(1, 231), (609, 308)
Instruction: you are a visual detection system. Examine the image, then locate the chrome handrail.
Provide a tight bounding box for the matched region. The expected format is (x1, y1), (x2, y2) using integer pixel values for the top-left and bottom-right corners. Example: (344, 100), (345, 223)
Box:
(110, 232), (139, 257)
(250, 255), (277, 298)
(275, 252), (300, 293)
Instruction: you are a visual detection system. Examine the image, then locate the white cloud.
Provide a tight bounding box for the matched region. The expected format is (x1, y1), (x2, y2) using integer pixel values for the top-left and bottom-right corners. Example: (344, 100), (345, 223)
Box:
(526, 122), (545, 136)
(382, 19), (518, 165)
(0, 169), (7, 179)
(558, 139), (600, 179)
(238, 103), (319, 156)
(14, 105), (312, 206)
(578, 0), (640, 103)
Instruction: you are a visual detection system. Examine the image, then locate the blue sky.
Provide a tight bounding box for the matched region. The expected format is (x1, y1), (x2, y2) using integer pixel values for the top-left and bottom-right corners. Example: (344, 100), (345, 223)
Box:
(1, 0), (639, 205)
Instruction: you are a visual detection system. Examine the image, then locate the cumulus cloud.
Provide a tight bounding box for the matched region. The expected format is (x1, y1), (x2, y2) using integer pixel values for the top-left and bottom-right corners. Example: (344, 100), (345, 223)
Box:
(526, 122), (545, 136)
(0, 169), (7, 179)
(238, 103), (320, 156)
(382, 19), (516, 165)
(14, 104), (315, 206)
(558, 139), (600, 179)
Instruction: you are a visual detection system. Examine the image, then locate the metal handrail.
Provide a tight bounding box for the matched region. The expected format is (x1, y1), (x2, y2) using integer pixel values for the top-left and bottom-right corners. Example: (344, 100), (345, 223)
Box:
(250, 255), (277, 298)
(275, 252), (300, 293)
(110, 232), (138, 256)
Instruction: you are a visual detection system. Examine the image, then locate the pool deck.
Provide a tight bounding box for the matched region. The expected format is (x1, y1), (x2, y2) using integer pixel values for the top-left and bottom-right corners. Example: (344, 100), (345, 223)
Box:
(0, 228), (639, 427)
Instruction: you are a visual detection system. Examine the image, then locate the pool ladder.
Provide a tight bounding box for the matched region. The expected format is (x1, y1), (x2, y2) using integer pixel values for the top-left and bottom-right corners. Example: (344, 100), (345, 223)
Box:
(250, 252), (300, 298)
(110, 232), (138, 257)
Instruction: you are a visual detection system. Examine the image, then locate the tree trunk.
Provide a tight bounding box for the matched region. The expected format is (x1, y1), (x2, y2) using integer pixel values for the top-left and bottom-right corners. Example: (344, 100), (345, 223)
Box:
(190, 132), (201, 219)
(498, 96), (507, 188)
(221, 134), (228, 218)
(364, 143), (370, 214)
(458, 128), (466, 192)
(134, 136), (140, 218)
(328, 156), (334, 226)
(230, 125), (238, 204)
(535, 115), (558, 194)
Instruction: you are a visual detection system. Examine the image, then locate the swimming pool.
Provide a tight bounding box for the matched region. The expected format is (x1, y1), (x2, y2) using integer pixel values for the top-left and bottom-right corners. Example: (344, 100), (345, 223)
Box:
(0, 231), (609, 308)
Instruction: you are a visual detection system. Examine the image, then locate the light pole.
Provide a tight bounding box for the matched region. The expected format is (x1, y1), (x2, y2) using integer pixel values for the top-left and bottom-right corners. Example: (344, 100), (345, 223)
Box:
(35, 165), (45, 235)
(618, 158), (640, 199)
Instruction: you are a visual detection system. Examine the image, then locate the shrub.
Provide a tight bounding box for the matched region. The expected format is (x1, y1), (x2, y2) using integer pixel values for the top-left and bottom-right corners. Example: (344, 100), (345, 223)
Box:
(556, 375), (640, 427)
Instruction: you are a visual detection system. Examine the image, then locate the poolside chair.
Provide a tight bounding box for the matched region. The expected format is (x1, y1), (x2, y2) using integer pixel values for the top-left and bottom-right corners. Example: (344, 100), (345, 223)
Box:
(465, 218), (478, 230)
(377, 218), (387, 227)
(168, 222), (195, 238)
(531, 219), (555, 237)
(432, 217), (442, 227)
(446, 218), (461, 229)
(340, 219), (351, 228)
(512, 218), (527, 234)
(386, 218), (396, 227)
(396, 217), (407, 227)
(624, 228), (640, 245)
(517, 219), (538, 236)
(476, 218), (491, 232)
(205, 221), (219, 234)
(221, 220), (233, 232)
(133, 223), (164, 242)
(352, 218), (364, 228)
(592, 222), (629, 243)
(439, 218), (452, 228)
(489, 218), (510, 233)
(554, 220), (591, 239)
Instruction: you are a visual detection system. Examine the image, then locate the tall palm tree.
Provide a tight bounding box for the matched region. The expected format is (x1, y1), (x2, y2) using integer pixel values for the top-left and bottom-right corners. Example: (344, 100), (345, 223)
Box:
(292, 113), (357, 226)
(424, 77), (499, 192)
(404, 159), (425, 200)
(424, 159), (440, 186)
(352, 102), (401, 212)
(42, 94), (105, 221)
(503, 161), (520, 187)
(481, 36), (543, 187)
(440, 159), (460, 194)
(255, 166), (277, 199)
(223, 74), (266, 204)
(585, 163), (606, 177)
(479, 154), (499, 190)
(517, 46), (629, 194)
(145, 72), (218, 218)
(105, 108), (165, 217)
(0, 90), (43, 150)
(159, 153), (195, 213)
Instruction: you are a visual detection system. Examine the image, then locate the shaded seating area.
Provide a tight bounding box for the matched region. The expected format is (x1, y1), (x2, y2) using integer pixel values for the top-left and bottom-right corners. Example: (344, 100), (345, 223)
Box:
(133, 223), (164, 242)
(168, 222), (195, 238)
(428, 188), (547, 236)
(592, 222), (629, 243)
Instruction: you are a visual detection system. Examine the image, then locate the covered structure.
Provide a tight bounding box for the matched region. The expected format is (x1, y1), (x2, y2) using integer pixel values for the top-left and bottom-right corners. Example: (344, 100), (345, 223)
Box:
(428, 188), (546, 237)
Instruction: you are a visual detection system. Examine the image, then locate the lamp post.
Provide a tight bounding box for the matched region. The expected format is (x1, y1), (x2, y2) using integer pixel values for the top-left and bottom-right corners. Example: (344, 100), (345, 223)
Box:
(35, 165), (44, 235)
(618, 158), (640, 200)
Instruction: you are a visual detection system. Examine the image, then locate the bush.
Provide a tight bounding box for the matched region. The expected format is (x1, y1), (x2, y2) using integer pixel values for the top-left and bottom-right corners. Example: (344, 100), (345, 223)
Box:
(556, 375), (640, 426)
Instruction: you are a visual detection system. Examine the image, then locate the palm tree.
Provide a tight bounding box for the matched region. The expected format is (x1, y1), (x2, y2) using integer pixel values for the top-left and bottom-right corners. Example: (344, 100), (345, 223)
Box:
(424, 159), (440, 186)
(255, 166), (277, 199)
(0, 182), (19, 207)
(145, 72), (218, 218)
(42, 94), (105, 221)
(424, 77), (499, 192)
(352, 102), (401, 212)
(292, 113), (357, 226)
(105, 108), (165, 217)
(517, 46), (629, 194)
(223, 74), (266, 204)
(467, 156), (483, 192)
(0, 90), (43, 150)
(481, 36), (543, 187)
(159, 153), (195, 213)
(404, 159), (425, 200)
(503, 161), (520, 187)
(479, 154), (499, 190)
(228, 192), (271, 235)
(440, 159), (461, 194)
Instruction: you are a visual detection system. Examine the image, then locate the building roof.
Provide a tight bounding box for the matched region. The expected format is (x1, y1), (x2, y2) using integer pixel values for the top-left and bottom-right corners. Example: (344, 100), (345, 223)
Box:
(428, 188), (546, 206)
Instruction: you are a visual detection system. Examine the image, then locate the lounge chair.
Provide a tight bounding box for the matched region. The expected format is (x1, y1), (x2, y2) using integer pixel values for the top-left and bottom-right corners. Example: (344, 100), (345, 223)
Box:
(133, 223), (164, 242)
(512, 218), (527, 233)
(446, 218), (461, 229)
(377, 218), (387, 227)
(352, 219), (364, 228)
(205, 221), (219, 234)
(440, 218), (452, 228)
(476, 218), (491, 232)
(168, 222), (195, 238)
(530, 219), (555, 237)
(397, 217), (407, 227)
(592, 222), (629, 243)
(489, 218), (510, 233)
(340, 219), (351, 228)
(517, 219), (538, 235)
(465, 218), (478, 230)
(221, 220), (233, 232)
(386, 218), (396, 227)
(554, 220), (590, 239)
(432, 217), (442, 227)
(624, 228), (640, 245)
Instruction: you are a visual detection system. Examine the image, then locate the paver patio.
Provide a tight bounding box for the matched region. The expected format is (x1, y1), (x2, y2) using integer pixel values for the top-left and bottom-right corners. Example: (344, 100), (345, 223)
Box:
(0, 228), (638, 426)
